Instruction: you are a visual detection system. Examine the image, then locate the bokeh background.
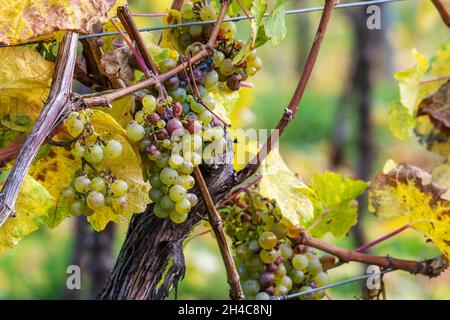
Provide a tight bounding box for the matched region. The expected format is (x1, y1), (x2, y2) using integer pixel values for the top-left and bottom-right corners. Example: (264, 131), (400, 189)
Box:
(0, 0), (449, 299)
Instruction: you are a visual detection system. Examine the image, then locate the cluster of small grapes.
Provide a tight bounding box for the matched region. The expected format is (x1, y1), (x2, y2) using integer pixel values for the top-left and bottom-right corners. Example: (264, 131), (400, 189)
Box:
(220, 188), (332, 300)
(177, 0), (263, 91)
(126, 91), (227, 224)
(61, 171), (129, 217)
(65, 111), (124, 164)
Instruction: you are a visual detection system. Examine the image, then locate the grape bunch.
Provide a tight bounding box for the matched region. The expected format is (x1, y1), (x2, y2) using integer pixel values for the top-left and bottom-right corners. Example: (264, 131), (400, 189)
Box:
(62, 170), (129, 217)
(127, 91), (227, 224)
(175, 0), (263, 91)
(220, 188), (333, 300)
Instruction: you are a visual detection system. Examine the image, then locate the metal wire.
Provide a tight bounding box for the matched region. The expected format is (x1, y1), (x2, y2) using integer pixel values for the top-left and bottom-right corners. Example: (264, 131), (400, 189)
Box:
(0, 0), (407, 48)
(270, 269), (395, 300)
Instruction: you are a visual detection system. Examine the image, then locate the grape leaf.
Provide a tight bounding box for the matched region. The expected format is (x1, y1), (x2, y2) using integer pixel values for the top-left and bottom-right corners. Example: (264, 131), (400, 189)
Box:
(264, 4), (287, 47)
(102, 95), (135, 128)
(101, 46), (135, 82)
(250, 0), (268, 48)
(209, 84), (240, 125)
(0, 0), (125, 45)
(257, 147), (314, 225)
(0, 47), (54, 128)
(388, 100), (416, 140)
(303, 171), (368, 238)
(0, 169), (53, 254)
(369, 164), (450, 261)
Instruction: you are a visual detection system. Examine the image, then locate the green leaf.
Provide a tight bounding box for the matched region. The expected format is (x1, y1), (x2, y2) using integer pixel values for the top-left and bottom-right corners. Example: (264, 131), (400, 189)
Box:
(264, 4), (287, 46)
(250, 0), (268, 47)
(0, 169), (53, 254)
(388, 100), (416, 140)
(303, 171), (368, 238)
(256, 148), (314, 225)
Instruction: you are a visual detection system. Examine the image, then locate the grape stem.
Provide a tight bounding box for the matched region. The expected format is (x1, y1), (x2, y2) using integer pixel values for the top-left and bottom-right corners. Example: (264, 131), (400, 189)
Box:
(239, 0), (338, 181)
(431, 0), (450, 28)
(298, 233), (448, 277)
(193, 167), (244, 300)
(0, 32), (80, 226)
(354, 223), (411, 253)
(217, 175), (262, 208)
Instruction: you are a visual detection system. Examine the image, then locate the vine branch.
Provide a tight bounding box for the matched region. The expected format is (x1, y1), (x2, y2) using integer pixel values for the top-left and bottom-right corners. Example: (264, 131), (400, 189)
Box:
(0, 32), (79, 226)
(193, 167), (244, 300)
(431, 0), (450, 28)
(239, 0), (337, 180)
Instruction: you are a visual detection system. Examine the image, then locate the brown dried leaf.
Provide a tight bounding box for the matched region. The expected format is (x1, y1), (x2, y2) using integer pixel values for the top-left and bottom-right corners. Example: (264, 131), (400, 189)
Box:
(101, 46), (135, 82)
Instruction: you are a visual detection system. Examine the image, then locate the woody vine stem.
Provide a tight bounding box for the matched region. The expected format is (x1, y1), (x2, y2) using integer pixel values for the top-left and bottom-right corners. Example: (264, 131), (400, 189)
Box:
(0, 0), (448, 300)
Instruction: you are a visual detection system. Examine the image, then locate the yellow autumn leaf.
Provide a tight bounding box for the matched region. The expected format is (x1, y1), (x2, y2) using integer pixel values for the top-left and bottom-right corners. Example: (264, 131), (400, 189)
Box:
(369, 164), (450, 261)
(209, 85), (241, 126)
(257, 147), (314, 225)
(101, 95), (135, 128)
(0, 169), (53, 254)
(0, 46), (54, 128)
(0, 0), (126, 45)
(86, 110), (150, 231)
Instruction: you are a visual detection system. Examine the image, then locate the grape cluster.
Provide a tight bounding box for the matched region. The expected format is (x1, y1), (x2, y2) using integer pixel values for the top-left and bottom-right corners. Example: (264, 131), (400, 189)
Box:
(220, 188), (333, 300)
(62, 171), (129, 217)
(176, 1), (263, 91)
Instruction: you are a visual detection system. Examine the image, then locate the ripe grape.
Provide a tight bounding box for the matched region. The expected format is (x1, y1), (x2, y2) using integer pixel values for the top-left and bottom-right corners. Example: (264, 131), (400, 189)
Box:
(292, 254), (309, 271)
(142, 95), (157, 114)
(149, 188), (163, 202)
(160, 167), (178, 186)
(159, 58), (176, 73)
(180, 3), (195, 19)
(290, 270), (305, 284)
(170, 211), (188, 224)
(127, 121), (145, 142)
(74, 176), (91, 193)
(219, 59), (234, 76)
(200, 5), (217, 21)
(186, 193), (198, 206)
(135, 111), (146, 124)
(149, 174), (162, 188)
(104, 140), (123, 160)
(70, 200), (85, 216)
(175, 197), (191, 215)
(242, 279), (260, 297)
(180, 175), (195, 189)
(84, 144), (104, 164)
(61, 187), (76, 200)
(112, 196), (127, 211)
(169, 87), (186, 103)
(169, 184), (187, 202)
(86, 191), (105, 209)
(89, 177), (106, 192)
(179, 160), (194, 174)
(65, 116), (84, 137)
(204, 70), (219, 89)
(111, 179), (128, 196)
(255, 292), (270, 300)
(314, 271), (330, 287)
(307, 256), (323, 275)
(154, 203), (170, 218)
(199, 110), (213, 125)
(260, 249), (278, 264)
(160, 195), (175, 210)
(166, 119), (183, 135)
(71, 142), (85, 159)
(259, 272), (275, 288)
(259, 231), (277, 250)
(213, 50), (225, 66)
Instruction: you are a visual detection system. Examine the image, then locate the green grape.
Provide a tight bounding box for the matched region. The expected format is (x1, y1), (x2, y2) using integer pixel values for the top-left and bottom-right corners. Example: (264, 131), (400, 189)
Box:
(169, 184), (187, 202)
(149, 173), (162, 188)
(307, 256), (323, 275)
(290, 269), (305, 284)
(160, 167), (179, 186)
(314, 271), (330, 287)
(157, 119), (166, 129)
(192, 134), (202, 150)
(292, 254), (309, 271)
(190, 101), (204, 113)
(159, 58), (176, 73)
(219, 58), (234, 76)
(180, 174), (195, 189)
(169, 154), (184, 169)
(175, 197), (191, 214)
(154, 203), (170, 218)
(212, 127), (224, 141)
(190, 25), (203, 37)
(313, 290), (325, 300)
(149, 188), (163, 202)
(71, 142), (85, 159)
(203, 70), (219, 89)
(199, 5), (217, 21)
(169, 87), (187, 103)
(111, 179), (128, 196)
(127, 121), (145, 142)
(242, 279), (260, 297)
(281, 275), (293, 291)
(274, 264), (287, 278)
(156, 153), (170, 168)
(202, 127), (215, 141)
(142, 95), (157, 114)
(274, 285), (288, 296)
(248, 240), (260, 253)
(65, 116), (84, 137)
(279, 243), (293, 260)
(162, 139), (171, 149)
(249, 56), (263, 71)
(170, 211), (188, 224)
(191, 152), (202, 165)
(89, 177), (106, 192)
(213, 50), (225, 66)
(104, 196), (112, 207)
(258, 231), (277, 250)
(74, 176), (91, 193)
(112, 196), (127, 211)
(160, 195), (175, 210)
(259, 249), (278, 264)
(298, 286), (314, 300)
(70, 200), (85, 216)
(86, 191), (105, 209)
(199, 110), (213, 125)
(104, 140), (123, 160)
(181, 3), (195, 19)
(236, 243), (250, 261)
(135, 111), (146, 124)
(61, 186), (76, 200)
(246, 66), (257, 76)
(255, 292), (270, 300)
(186, 193), (198, 206)
(84, 144), (104, 164)
(179, 160), (194, 174)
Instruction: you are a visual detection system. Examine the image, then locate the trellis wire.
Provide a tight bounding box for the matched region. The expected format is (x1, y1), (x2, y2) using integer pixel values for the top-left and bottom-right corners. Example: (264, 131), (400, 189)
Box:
(0, 0), (407, 48)
(270, 269), (395, 300)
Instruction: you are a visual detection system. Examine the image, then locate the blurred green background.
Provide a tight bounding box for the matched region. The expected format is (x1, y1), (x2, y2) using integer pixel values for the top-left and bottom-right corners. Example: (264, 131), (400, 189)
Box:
(0, 0), (449, 300)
